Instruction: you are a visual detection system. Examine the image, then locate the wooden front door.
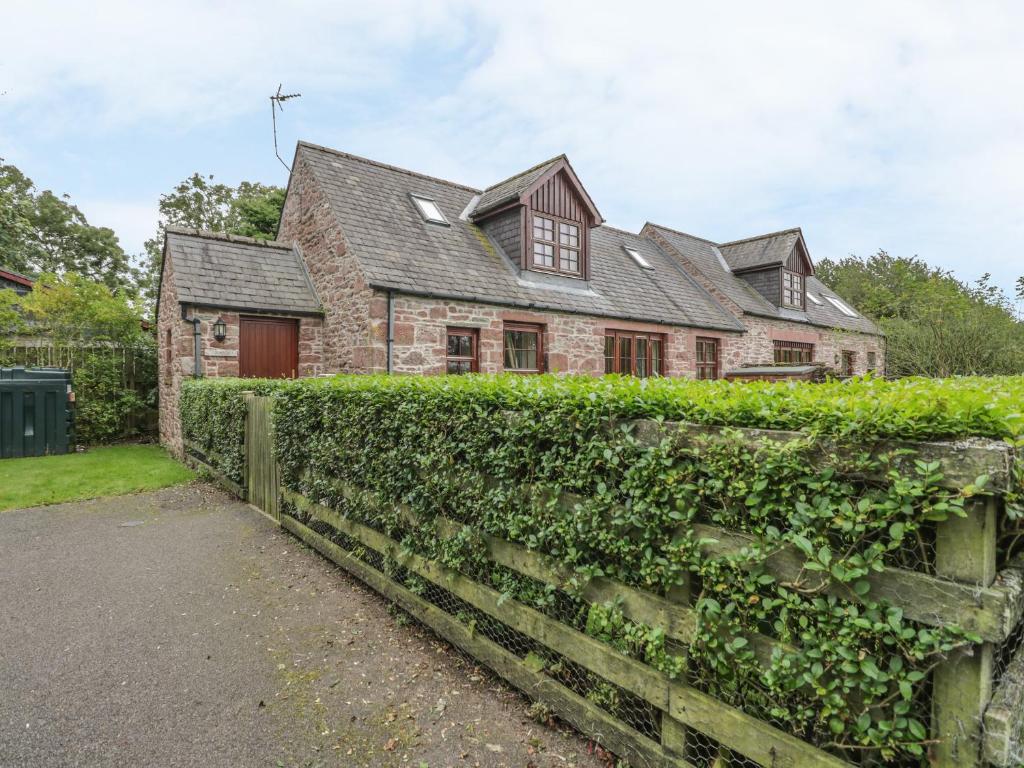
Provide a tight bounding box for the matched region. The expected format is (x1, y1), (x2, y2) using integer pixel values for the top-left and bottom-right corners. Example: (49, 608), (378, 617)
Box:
(239, 317), (298, 379)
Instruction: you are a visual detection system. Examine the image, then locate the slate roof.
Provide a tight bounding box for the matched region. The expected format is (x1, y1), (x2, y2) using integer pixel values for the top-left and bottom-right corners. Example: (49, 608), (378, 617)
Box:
(164, 228), (321, 315)
(719, 229), (802, 272)
(472, 156), (564, 218)
(646, 223), (880, 335)
(294, 143), (743, 331)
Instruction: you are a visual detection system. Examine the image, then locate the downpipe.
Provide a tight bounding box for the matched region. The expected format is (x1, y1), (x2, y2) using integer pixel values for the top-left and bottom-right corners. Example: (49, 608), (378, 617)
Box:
(182, 305), (202, 377)
(386, 290), (394, 374)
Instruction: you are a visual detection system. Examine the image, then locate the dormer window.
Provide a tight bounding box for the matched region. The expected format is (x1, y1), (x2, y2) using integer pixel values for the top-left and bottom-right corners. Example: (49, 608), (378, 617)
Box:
(532, 214), (580, 275)
(782, 270), (804, 308)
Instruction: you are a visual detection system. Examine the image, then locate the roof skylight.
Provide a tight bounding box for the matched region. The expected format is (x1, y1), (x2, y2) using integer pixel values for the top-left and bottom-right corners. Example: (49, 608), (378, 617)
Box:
(625, 247), (653, 270)
(825, 296), (858, 317)
(806, 292), (822, 305)
(410, 194), (448, 225)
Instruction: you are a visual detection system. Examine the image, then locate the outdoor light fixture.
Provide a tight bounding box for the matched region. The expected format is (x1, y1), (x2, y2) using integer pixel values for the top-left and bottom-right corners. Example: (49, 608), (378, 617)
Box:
(212, 316), (227, 342)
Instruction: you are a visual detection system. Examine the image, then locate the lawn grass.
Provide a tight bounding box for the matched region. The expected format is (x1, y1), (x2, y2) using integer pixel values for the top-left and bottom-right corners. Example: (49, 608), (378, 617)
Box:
(0, 444), (195, 512)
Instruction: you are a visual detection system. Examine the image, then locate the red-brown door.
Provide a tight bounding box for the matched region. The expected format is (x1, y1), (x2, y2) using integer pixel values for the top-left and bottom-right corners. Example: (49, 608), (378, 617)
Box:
(239, 317), (299, 379)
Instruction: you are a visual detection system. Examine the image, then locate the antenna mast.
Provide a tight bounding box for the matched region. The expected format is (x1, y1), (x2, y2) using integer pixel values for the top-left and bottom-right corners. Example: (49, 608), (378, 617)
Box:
(270, 84), (302, 172)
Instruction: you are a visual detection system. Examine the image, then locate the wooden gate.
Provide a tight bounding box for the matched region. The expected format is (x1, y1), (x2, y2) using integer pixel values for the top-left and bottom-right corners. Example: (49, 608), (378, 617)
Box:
(244, 394), (279, 520)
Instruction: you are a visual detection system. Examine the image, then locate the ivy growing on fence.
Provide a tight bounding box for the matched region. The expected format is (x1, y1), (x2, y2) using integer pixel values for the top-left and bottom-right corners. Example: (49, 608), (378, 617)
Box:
(181, 373), (1024, 765)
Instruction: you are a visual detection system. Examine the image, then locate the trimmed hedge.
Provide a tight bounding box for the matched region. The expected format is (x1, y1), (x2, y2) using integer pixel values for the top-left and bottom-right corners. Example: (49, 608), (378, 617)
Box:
(180, 377), (281, 483)
(182, 373), (1024, 764)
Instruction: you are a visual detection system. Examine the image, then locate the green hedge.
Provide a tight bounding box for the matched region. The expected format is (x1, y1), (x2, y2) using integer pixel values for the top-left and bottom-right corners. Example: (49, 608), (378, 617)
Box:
(183, 373), (1023, 764)
(179, 377), (281, 482)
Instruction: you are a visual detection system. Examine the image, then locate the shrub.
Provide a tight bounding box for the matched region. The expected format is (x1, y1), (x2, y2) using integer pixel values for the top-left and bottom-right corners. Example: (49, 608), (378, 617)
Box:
(183, 373), (1024, 764)
(179, 377), (284, 482)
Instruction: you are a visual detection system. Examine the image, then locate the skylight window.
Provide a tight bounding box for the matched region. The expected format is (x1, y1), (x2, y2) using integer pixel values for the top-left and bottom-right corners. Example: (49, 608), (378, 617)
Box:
(625, 247), (653, 270)
(825, 296), (858, 317)
(410, 194), (448, 225)
(806, 292), (822, 305)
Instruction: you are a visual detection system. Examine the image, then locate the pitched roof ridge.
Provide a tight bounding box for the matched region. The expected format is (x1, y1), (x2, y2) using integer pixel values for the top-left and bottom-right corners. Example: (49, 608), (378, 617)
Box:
(296, 141), (480, 193)
(164, 226), (293, 250)
(596, 223), (641, 238)
(643, 222), (721, 247)
(719, 227), (802, 247)
(480, 154), (566, 193)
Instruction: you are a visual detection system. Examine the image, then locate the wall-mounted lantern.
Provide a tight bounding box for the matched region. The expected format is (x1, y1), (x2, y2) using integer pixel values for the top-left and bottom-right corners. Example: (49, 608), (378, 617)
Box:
(212, 316), (227, 342)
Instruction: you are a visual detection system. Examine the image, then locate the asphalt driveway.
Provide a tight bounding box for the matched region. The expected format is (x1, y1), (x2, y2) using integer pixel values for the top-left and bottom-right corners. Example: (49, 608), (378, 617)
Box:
(0, 483), (604, 768)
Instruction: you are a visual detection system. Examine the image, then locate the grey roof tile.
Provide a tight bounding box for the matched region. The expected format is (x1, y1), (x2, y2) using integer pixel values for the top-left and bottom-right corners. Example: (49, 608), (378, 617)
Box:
(165, 228), (321, 314)
(296, 144), (742, 331)
(647, 224), (880, 335)
(473, 156), (564, 217)
(719, 229), (802, 272)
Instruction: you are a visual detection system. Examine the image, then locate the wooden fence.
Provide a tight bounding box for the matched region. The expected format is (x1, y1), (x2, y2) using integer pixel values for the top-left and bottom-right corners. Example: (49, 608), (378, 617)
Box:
(185, 395), (1024, 768)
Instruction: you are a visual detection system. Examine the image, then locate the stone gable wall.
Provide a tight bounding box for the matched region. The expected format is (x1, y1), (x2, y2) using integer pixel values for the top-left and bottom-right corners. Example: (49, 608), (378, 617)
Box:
(278, 156), (376, 372)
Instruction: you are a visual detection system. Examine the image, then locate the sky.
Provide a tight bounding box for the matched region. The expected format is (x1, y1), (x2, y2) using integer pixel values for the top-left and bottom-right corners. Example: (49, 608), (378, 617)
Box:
(2, 1), (1022, 300)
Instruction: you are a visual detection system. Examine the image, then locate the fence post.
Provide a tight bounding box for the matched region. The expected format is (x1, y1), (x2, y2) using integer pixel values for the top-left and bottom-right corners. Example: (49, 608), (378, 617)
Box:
(931, 496), (997, 768)
(661, 580), (690, 761)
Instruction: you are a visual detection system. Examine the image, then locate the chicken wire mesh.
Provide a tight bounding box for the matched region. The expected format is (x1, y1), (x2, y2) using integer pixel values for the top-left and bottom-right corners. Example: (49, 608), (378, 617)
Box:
(282, 478), (1015, 768)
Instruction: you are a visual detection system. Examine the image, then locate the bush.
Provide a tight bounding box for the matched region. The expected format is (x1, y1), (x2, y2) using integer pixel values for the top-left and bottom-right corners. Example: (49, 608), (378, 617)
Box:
(179, 377), (283, 482)
(183, 373), (1024, 763)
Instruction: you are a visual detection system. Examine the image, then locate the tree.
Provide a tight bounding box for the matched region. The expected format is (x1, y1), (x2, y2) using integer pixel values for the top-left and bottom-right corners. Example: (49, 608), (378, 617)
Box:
(18, 272), (144, 344)
(139, 174), (285, 311)
(817, 251), (1024, 377)
(0, 161), (134, 293)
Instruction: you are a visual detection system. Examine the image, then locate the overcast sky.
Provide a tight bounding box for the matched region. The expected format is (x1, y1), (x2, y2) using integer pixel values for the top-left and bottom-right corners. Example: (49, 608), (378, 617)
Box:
(2, 1), (1022, 299)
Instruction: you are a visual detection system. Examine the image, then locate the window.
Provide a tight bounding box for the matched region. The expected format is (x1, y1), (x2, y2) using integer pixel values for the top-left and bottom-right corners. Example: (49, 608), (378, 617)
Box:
(503, 323), (544, 373)
(782, 270), (804, 308)
(806, 292), (822, 305)
(867, 350), (877, 371)
(841, 350), (856, 376)
(446, 328), (478, 374)
(773, 340), (814, 364)
(531, 213), (582, 276)
(410, 194), (448, 225)
(603, 330), (665, 377)
(695, 337), (719, 380)
(624, 247), (653, 270)
(825, 295), (858, 317)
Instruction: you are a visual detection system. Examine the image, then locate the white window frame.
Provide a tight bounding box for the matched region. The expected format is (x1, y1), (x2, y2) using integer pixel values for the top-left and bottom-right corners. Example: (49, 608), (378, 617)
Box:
(410, 194), (449, 225)
(825, 295), (858, 317)
(624, 246), (653, 270)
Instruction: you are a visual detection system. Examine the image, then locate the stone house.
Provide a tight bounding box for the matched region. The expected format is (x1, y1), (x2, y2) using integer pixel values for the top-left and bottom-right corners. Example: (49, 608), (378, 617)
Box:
(157, 142), (883, 455)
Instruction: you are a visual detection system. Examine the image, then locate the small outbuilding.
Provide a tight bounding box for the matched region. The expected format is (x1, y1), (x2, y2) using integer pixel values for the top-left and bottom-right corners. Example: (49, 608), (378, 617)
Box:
(156, 228), (324, 455)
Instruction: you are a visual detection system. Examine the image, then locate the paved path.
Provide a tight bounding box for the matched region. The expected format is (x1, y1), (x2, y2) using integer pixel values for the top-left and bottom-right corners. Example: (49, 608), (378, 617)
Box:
(0, 484), (605, 768)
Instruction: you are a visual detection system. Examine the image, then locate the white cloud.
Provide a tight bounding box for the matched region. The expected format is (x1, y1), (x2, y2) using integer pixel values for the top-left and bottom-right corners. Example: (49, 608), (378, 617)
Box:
(3, 0), (1022, 295)
(75, 199), (160, 259)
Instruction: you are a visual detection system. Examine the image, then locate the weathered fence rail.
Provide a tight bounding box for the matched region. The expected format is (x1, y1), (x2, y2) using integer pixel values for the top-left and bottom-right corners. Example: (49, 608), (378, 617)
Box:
(191, 394), (1024, 768)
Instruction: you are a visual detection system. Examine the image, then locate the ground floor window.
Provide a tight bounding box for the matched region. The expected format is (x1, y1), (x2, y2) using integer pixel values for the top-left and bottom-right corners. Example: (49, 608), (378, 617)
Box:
(446, 328), (478, 374)
(773, 340), (814, 364)
(695, 337), (719, 380)
(503, 322), (544, 373)
(603, 330), (664, 377)
(867, 350), (877, 371)
(841, 350), (856, 376)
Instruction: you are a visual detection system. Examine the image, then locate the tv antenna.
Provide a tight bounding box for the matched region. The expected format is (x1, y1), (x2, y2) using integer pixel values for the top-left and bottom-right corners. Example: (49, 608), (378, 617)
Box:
(270, 84), (302, 172)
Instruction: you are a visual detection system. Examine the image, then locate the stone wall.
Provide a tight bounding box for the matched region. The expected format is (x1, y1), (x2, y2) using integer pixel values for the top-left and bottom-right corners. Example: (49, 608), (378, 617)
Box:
(278, 155), (376, 373)
(364, 292), (738, 376)
(357, 292), (884, 378)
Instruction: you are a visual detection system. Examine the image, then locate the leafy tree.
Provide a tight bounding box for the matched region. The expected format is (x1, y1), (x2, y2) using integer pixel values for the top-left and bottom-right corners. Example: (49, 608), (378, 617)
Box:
(0, 161), (134, 293)
(19, 272), (144, 344)
(817, 251), (1024, 377)
(139, 174), (285, 311)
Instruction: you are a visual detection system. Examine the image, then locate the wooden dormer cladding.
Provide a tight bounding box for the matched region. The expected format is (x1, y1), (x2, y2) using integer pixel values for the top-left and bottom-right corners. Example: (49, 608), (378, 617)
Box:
(475, 156), (602, 280)
(522, 162), (601, 279)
